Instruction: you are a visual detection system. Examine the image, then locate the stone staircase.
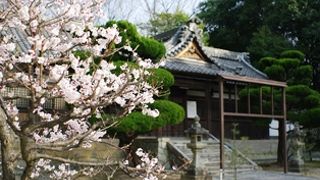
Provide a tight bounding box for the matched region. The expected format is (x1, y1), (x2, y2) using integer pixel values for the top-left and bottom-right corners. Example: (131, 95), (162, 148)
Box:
(167, 137), (260, 176)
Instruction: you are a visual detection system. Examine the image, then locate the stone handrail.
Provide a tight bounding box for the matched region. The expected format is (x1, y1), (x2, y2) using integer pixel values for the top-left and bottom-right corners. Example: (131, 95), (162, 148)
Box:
(206, 132), (260, 170)
(166, 141), (191, 166)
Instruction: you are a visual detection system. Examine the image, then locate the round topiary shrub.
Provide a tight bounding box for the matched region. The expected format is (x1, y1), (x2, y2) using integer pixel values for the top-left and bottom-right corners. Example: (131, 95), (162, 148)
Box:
(147, 68), (175, 90)
(104, 21), (166, 61)
(259, 57), (277, 70)
(280, 50), (305, 61)
(150, 100), (185, 128)
(113, 100), (185, 134)
(277, 58), (300, 70)
(115, 112), (154, 134)
(137, 37), (166, 62)
(264, 64), (285, 81)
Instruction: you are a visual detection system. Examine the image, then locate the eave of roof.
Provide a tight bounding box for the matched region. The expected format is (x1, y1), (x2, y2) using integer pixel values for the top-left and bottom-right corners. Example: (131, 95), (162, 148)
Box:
(220, 74), (287, 87)
(158, 18), (268, 80)
(164, 57), (220, 76)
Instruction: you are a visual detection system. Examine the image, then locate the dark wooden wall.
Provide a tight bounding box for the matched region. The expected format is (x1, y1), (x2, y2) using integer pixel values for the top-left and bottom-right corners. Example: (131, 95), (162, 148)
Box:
(151, 72), (270, 139)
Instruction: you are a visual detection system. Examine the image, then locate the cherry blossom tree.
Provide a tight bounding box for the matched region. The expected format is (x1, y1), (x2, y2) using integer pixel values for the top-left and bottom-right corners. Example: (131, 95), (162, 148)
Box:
(0, 0), (161, 179)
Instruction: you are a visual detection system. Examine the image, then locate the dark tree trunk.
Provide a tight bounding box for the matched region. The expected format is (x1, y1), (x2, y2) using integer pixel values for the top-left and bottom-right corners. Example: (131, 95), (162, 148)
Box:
(20, 137), (36, 180)
(0, 108), (21, 180)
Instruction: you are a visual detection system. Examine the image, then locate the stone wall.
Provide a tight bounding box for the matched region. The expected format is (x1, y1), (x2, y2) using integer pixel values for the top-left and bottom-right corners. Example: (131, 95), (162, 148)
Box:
(226, 139), (278, 164)
(132, 136), (171, 168)
(0, 139), (125, 179)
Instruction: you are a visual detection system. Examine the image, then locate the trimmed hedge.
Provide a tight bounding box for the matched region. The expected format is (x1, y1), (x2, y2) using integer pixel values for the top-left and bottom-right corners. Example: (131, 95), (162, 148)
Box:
(277, 58), (300, 70)
(264, 64), (285, 81)
(259, 57), (277, 70)
(104, 21), (166, 61)
(113, 100), (185, 134)
(280, 50), (305, 61)
(147, 68), (175, 89)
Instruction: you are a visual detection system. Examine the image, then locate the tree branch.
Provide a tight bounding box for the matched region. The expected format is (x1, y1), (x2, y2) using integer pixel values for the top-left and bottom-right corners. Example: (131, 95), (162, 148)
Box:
(36, 153), (118, 167)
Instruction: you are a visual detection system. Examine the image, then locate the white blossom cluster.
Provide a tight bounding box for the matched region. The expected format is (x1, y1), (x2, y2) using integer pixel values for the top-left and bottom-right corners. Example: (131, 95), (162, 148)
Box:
(31, 159), (77, 179)
(123, 148), (166, 180)
(0, 0), (162, 178)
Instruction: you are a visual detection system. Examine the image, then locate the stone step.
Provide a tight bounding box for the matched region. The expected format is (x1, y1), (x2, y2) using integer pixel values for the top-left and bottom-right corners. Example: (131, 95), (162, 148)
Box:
(204, 160), (232, 166)
(206, 164), (255, 171)
(205, 160), (248, 166)
(173, 145), (230, 152)
(173, 146), (221, 152)
(172, 141), (220, 145)
(168, 137), (259, 175)
(207, 167), (255, 176)
(171, 141), (219, 145)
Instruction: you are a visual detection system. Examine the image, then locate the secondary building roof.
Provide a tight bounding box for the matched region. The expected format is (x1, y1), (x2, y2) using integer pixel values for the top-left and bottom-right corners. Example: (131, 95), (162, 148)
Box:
(155, 18), (267, 80)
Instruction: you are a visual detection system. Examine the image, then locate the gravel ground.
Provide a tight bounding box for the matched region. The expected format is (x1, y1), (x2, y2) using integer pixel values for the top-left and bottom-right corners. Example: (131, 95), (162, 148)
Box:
(212, 171), (320, 180)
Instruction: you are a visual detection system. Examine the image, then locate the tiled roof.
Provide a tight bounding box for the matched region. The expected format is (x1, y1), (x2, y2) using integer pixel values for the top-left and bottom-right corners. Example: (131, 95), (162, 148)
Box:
(2, 27), (32, 53)
(203, 46), (267, 79)
(155, 18), (267, 79)
(1, 2), (68, 55)
(164, 57), (221, 76)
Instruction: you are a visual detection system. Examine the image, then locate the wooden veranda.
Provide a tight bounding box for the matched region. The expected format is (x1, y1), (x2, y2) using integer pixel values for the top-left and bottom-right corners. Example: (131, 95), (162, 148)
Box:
(218, 74), (288, 174)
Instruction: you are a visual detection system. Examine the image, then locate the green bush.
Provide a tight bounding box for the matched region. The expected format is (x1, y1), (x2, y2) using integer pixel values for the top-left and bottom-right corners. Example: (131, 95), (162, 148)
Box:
(148, 68), (175, 89)
(280, 50), (305, 61)
(286, 85), (320, 111)
(294, 65), (312, 78)
(114, 112), (153, 134)
(105, 20), (140, 48)
(101, 21), (184, 141)
(304, 95), (320, 108)
(150, 100), (185, 127)
(293, 65), (312, 85)
(259, 57), (277, 70)
(104, 21), (166, 61)
(286, 85), (315, 97)
(257, 50), (320, 127)
(301, 108), (320, 128)
(113, 100), (185, 134)
(138, 37), (166, 62)
(277, 58), (300, 70)
(264, 64), (285, 81)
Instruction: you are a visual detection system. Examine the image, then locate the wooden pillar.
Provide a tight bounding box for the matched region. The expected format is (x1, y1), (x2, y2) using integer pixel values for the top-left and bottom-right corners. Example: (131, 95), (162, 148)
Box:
(282, 87), (288, 173)
(247, 84), (251, 113)
(259, 87), (263, 114)
(271, 87), (274, 116)
(219, 79), (225, 170)
(235, 84), (238, 113)
(206, 89), (213, 133)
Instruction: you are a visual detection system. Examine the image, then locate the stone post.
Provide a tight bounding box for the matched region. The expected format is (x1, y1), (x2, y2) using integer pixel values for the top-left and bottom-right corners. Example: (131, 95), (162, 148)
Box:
(182, 115), (209, 180)
(288, 122), (305, 172)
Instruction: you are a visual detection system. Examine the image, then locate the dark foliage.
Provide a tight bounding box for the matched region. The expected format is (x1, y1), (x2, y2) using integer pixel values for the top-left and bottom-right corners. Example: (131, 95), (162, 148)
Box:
(198, 0), (320, 90)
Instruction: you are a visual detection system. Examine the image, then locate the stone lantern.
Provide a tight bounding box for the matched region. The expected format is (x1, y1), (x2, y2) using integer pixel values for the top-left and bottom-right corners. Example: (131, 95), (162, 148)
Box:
(288, 122), (305, 172)
(182, 115), (209, 180)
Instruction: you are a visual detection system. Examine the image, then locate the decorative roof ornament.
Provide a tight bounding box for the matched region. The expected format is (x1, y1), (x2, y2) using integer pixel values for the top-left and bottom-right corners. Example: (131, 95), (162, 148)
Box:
(187, 17), (203, 35)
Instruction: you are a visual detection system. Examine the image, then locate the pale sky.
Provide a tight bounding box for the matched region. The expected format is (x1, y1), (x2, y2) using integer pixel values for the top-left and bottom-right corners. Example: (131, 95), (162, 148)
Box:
(99, 0), (204, 25)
